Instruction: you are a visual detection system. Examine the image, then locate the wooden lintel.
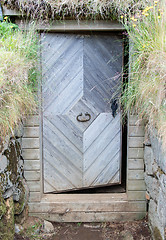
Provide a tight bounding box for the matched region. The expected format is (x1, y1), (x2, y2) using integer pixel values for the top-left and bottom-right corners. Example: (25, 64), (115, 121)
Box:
(2, 6), (23, 16)
(16, 20), (125, 32)
(37, 20), (125, 32)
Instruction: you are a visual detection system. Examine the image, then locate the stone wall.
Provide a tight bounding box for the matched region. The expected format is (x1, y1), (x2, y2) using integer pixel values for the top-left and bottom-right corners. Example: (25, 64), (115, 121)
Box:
(144, 128), (166, 240)
(0, 125), (29, 239)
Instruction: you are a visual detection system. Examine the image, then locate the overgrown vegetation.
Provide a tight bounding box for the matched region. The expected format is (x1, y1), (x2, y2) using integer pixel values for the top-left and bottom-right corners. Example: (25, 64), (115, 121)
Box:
(2, 0), (152, 20)
(1, 0), (166, 146)
(0, 19), (38, 140)
(120, 0), (166, 146)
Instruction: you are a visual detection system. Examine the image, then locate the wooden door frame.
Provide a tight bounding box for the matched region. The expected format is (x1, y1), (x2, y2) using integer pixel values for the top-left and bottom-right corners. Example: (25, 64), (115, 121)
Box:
(39, 21), (125, 196)
(40, 30), (124, 193)
(19, 19), (146, 221)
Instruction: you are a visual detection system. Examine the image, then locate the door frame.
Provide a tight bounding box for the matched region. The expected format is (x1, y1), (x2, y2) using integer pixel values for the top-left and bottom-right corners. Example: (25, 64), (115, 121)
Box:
(40, 30), (124, 193)
(21, 20), (146, 221)
(39, 21), (125, 196)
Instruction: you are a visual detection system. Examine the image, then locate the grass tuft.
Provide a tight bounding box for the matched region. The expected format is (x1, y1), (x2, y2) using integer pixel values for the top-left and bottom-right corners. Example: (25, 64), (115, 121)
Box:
(0, 20), (39, 139)
(121, 0), (166, 146)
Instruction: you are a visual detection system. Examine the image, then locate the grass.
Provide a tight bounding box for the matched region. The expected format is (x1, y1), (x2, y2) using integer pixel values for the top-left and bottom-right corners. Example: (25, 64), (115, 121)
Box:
(0, 19), (39, 140)
(120, 0), (166, 146)
(2, 0), (152, 20)
(1, 0), (165, 148)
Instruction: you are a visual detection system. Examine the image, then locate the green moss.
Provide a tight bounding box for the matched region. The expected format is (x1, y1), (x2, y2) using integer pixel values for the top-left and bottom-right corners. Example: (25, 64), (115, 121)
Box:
(153, 227), (163, 240)
(14, 181), (25, 215)
(0, 187), (6, 219)
(3, 140), (21, 182)
(0, 197), (15, 240)
(0, 139), (22, 192)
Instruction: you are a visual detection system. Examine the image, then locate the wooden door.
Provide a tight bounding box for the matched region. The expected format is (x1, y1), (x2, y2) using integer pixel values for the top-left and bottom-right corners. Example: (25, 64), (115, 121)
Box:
(41, 33), (123, 193)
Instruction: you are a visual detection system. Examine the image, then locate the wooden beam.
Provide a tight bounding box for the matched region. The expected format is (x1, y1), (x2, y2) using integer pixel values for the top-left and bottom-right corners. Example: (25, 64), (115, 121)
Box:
(22, 138), (40, 149)
(29, 211), (146, 222)
(24, 170), (40, 181)
(22, 149), (40, 160)
(17, 20), (125, 31)
(23, 127), (39, 138)
(24, 160), (40, 171)
(2, 6), (22, 16)
(28, 201), (146, 213)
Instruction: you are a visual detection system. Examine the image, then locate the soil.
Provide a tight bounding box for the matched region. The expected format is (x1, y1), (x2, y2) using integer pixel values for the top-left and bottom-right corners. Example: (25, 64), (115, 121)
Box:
(14, 216), (152, 240)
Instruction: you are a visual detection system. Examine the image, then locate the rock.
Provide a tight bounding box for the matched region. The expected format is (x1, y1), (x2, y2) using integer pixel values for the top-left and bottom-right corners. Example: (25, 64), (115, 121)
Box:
(15, 224), (23, 233)
(0, 155), (8, 172)
(0, 196), (15, 240)
(13, 188), (21, 202)
(149, 129), (166, 174)
(43, 220), (54, 233)
(144, 130), (151, 146)
(119, 230), (133, 240)
(145, 174), (160, 201)
(144, 146), (154, 175)
(0, 188), (6, 219)
(2, 187), (14, 199)
(83, 223), (101, 228)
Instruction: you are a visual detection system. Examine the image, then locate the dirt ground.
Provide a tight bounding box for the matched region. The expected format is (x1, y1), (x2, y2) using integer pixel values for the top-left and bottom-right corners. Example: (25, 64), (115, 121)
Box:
(14, 216), (152, 240)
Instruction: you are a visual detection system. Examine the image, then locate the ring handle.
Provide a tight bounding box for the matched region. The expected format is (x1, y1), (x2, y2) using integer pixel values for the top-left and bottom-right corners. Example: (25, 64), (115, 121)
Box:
(76, 113), (91, 122)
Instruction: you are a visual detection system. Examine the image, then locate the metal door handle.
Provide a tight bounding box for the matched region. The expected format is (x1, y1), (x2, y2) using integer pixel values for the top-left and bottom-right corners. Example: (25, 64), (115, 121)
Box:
(76, 113), (91, 122)
(111, 99), (118, 118)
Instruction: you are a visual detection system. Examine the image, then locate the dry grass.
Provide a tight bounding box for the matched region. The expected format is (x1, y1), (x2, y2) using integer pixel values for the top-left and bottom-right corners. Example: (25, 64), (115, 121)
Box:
(1, 0), (166, 146)
(2, 0), (152, 20)
(0, 21), (39, 139)
(121, 0), (166, 146)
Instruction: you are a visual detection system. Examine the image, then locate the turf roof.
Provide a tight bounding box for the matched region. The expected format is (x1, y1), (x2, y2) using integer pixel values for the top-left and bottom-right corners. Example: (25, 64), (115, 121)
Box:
(2, 0), (151, 20)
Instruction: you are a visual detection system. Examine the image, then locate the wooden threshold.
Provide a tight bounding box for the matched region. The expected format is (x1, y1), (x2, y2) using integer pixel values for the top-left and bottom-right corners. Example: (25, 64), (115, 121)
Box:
(28, 193), (146, 222)
(29, 212), (146, 222)
(41, 193), (127, 202)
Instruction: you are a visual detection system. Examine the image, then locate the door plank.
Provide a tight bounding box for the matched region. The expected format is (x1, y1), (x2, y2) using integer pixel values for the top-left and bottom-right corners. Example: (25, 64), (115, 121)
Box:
(42, 33), (122, 192)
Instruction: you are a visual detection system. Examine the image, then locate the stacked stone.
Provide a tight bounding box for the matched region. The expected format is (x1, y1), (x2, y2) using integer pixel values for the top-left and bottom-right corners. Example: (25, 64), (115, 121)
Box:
(0, 125), (29, 239)
(144, 129), (166, 240)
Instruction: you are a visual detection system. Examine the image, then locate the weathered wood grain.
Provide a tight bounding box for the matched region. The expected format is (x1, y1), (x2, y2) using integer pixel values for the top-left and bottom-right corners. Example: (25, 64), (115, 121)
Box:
(28, 201), (146, 213)
(24, 171), (40, 181)
(127, 191), (146, 201)
(42, 33), (123, 193)
(128, 159), (144, 170)
(24, 160), (40, 171)
(29, 212), (146, 222)
(23, 127), (39, 138)
(128, 170), (145, 180)
(127, 180), (146, 191)
(22, 149), (40, 160)
(22, 138), (40, 149)
(24, 115), (39, 127)
(41, 193), (127, 202)
(128, 137), (144, 148)
(128, 148), (144, 159)
(129, 126), (144, 137)
(35, 20), (125, 32)
(27, 181), (40, 192)
(129, 115), (144, 126)
(29, 192), (41, 202)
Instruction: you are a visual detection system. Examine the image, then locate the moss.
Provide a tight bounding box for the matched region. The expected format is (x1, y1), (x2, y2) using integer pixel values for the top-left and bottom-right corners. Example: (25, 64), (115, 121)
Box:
(0, 197), (15, 240)
(153, 227), (163, 240)
(3, 140), (21, 183)
(0, 139), (23, 194)
(0, 187), (6, 219)
(15, 204), (29, 224)
(1, 0), (150, 21)
(14, 181), (25, 215)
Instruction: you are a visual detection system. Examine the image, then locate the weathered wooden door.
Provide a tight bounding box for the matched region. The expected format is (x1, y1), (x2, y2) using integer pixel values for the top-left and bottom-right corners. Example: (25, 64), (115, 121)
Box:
(41, 33), (123, 193)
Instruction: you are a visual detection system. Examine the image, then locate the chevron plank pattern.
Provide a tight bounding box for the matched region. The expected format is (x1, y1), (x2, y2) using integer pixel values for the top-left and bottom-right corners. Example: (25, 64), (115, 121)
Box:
(42, 33), (123, 193)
